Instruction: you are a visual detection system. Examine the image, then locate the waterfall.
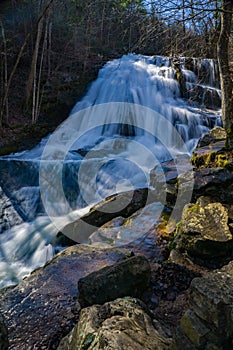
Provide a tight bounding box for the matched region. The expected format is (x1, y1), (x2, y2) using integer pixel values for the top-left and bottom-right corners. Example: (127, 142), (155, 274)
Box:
(0, 54), (221, 287)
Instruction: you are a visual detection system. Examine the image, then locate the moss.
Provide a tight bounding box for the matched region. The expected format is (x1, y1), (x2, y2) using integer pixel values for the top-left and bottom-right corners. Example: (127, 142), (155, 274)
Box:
(168, 238), (177, 251)
(82, 333), (95, 350)
(188, 202), (200, 214)
(216, 154), (227, 167)
(204, 151), (216, 166)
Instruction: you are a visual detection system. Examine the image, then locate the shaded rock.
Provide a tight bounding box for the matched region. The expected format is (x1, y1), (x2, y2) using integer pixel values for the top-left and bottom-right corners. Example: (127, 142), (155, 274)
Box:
(0, 245), (132, 350)
(179, 167), (233, 205)
(203, 88), (221, 109)
(175, 197), (233, 267)
(58, 297), (171, 350)
(0, 187), (23, 234)
(151, 262), (201, 302)
(180, 309), (211, 347)
(0, 313), (8, 350)
(62, 188), (158, 243)
(197, 126), (226, 148)
(78, 255), (151, 307)
(185, 84), (221, 109)
(174, 261), (233, 349)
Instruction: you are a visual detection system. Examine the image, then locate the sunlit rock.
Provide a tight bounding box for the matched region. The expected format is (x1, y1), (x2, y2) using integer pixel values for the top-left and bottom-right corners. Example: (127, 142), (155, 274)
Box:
(58, 297), (171, 350)
(174, 197), (233, 267)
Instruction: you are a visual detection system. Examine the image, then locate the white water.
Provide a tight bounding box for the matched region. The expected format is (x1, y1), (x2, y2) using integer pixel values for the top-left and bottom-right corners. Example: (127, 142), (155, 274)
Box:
(0, 54), (221, 287)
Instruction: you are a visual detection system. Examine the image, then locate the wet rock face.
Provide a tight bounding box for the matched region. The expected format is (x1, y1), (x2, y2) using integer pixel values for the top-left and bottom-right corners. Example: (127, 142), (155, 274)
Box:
(58, 297), (171, 350)
(62, 188), (158, 243)
(174, 261), (233, 350)
(0, 313), (8, 350)
(78, 255), (151, 307)
(0, 187), (23, 234)
(89, 201), (164, 247)
(175, 197), (233, 267)
(0, 245), (132, 350)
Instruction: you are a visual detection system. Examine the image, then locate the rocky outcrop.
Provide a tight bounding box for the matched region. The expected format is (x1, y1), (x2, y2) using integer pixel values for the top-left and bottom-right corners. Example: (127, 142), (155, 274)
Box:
(78, 255), (151, 307)
(58, 297), (171, 350)
(174, 197), (233, 267)
(0, 245), (132, 349)
(174, 261), (233, 349)
(0, 313), (8, 350)
(197, 126), (226, 148)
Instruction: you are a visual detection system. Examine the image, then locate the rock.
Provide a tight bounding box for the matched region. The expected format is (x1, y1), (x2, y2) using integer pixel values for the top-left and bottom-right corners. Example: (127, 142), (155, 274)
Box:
(57, 297), (171, 350)
(197, 126), (226, 148)
(78, 255), (151, 307)
(174, 261), (233, 349)
(203, 88), (221, 109)
(0, 313), (8, 350)
(0, 245), (132, 349)
(0, 187), (23, 234)
(190, 262), (233, 332)
(180, 309), (211, 347)
(62, 188), (158, 243)
(179, 168), (233, 205)
(175, 197), (233, 267)
(89, 201), (164, 246)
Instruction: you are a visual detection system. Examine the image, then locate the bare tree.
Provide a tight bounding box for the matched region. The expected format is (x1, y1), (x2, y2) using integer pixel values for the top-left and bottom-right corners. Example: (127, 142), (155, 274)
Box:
(217, 0), (233, 147)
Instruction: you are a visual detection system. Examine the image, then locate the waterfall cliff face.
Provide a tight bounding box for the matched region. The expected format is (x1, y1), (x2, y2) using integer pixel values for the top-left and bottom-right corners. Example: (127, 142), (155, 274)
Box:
(0, 54), (221, 287)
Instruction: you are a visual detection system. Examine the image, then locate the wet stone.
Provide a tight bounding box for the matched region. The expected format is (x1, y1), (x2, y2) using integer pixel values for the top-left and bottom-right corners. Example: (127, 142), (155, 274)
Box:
(0, 245), (132, 349)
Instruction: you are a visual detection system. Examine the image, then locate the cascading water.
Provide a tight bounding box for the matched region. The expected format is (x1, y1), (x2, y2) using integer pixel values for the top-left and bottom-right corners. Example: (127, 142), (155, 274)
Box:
(0, 54), (221, 287)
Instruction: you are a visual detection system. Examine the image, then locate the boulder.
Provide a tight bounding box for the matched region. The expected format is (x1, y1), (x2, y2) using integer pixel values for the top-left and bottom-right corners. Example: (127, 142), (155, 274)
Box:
(58, 297), (171, 350)
(89, 201), (164, 247)
(78, 255), (151, 307)
(175, 197), (233, 267)
(179, 168), (233, 205)
(174, 261), (233, 349)
(0, 313), (8, 350)
(197, 126), (226, 148)
(62, 188), (158, 243)
(0, 245), (132, 349)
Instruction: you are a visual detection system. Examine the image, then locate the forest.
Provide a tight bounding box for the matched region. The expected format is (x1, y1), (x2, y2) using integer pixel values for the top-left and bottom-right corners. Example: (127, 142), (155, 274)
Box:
(0, 0), (232, 153)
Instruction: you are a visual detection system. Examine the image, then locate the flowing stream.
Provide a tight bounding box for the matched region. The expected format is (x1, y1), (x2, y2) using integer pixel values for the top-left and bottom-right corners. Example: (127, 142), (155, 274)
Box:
(0, 54), (221, 287)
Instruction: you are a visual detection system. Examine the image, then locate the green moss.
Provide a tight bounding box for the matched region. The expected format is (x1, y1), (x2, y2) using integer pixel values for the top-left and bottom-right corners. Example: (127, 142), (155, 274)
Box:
(176, 221), (182, 231)
(216, 154), (227, 167)
(188, 203), (200, 213)
(204, 151), (216, 166)
(82, 333), (95, 350)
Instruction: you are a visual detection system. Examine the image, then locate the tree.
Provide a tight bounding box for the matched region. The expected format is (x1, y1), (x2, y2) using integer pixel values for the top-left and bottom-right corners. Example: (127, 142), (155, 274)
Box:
(149, 0), (233, 146)
(217, 0), (233, 147)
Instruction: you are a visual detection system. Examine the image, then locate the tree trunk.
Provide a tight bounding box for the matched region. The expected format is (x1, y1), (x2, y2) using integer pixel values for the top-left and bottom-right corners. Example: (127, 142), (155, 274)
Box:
(217, 0), (233, 147)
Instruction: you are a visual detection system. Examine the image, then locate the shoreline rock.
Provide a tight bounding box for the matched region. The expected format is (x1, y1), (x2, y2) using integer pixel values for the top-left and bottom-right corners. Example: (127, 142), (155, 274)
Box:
(78, 255), (151, 307)
(0, 245), (132, 349)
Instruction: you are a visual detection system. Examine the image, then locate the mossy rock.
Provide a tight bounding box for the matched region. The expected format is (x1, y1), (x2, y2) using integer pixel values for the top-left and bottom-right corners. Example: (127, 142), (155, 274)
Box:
(175, 197), (233, 267)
